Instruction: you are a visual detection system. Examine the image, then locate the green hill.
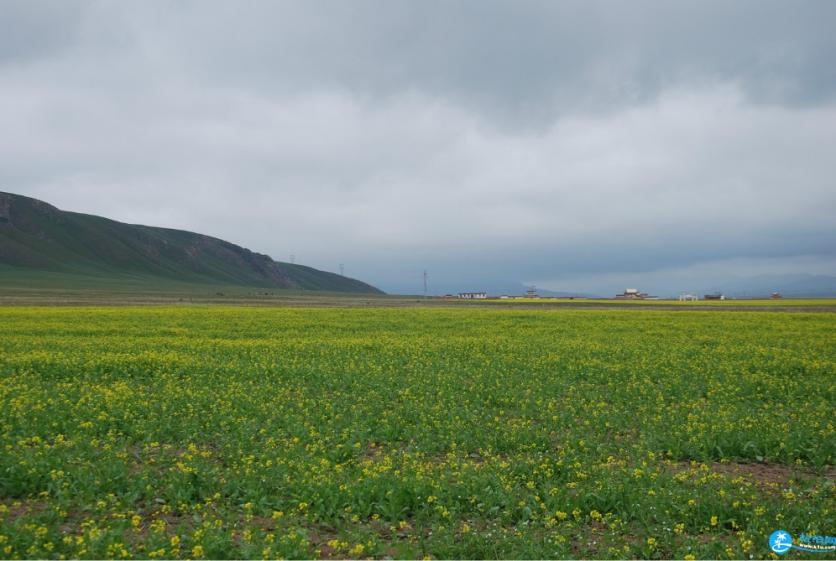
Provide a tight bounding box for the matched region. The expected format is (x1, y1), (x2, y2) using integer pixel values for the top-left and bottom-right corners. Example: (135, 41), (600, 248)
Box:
(0, 191), (383, 294)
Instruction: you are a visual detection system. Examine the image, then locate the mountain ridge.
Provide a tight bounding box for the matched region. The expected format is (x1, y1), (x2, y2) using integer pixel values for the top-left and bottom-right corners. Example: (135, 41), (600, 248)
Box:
(697, 273), (836, 299)
(0, 191), (383, 294)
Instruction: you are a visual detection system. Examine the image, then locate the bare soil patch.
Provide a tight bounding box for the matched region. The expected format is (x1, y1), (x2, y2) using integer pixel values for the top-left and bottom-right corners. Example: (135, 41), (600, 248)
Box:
(673, 460), (834, 488)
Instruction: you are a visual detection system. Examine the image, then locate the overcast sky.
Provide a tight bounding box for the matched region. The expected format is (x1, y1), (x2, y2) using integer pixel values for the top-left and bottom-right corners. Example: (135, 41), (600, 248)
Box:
(2, 0), (835, 295)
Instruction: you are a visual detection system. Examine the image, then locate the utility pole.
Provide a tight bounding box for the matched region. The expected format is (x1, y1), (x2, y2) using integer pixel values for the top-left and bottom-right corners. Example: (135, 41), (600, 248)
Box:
(423, 270), (428, 297)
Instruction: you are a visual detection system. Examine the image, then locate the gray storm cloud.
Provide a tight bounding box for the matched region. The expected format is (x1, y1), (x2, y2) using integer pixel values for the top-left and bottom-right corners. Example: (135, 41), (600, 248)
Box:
(1, 0), (835, 294)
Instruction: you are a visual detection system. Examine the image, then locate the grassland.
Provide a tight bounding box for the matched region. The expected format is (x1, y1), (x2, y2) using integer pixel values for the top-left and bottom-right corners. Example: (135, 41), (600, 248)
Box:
(0, 306), (833, 559)
(1, 274), (835, 311)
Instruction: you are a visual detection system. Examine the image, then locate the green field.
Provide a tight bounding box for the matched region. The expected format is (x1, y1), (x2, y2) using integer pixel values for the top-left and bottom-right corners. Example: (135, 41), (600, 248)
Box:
(0, 306), (833, 559)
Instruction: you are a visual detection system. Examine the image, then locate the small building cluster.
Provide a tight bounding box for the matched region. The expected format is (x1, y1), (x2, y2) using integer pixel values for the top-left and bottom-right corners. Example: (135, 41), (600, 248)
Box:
(444, 287), (783, 301)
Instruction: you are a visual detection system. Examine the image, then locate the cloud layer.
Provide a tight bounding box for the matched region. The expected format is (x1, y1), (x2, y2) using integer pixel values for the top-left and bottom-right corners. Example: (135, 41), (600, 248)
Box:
(1, 1), (835, 294)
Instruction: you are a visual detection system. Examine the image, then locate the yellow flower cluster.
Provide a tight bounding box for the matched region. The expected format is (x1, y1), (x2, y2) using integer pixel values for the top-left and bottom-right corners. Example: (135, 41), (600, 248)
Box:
(0, 306), (832, 559)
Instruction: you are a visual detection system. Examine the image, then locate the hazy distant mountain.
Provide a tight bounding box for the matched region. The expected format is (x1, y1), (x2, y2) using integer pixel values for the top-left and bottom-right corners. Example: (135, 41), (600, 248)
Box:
(708, 273), (836, 298)
(456, 283), (602, 298)
(0, 191), (383, 294)
(534, 288), (603, 298)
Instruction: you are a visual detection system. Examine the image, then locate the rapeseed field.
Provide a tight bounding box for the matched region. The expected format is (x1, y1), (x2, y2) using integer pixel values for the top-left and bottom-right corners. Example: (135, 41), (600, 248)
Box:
(0, 307), (833, 559)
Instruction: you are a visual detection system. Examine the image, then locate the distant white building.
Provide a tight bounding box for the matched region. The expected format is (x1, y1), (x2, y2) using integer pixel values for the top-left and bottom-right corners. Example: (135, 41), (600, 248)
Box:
(679, 294), (698, 301)
(458, 292), (487, 299)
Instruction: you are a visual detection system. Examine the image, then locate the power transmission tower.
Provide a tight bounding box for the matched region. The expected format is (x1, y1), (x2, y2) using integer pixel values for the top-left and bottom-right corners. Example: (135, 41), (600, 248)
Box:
(339, 264), (344, 276)
(423, 270), (428, 296)
(290, 254), (295, 264)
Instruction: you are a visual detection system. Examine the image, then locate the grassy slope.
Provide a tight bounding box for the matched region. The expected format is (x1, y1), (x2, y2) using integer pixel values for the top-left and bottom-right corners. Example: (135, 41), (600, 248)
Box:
(0, 266), (402, 309)
(0, 192), (382, 294)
